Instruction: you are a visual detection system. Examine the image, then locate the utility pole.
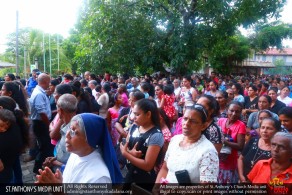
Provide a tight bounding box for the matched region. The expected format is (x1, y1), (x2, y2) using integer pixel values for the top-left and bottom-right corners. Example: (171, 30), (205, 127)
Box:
(57, 34), (60, 74)
(43, 32), (46, 72)
(16, 10), (19, 75)
(49, 34), (52, 76)
(24, 47), (27, 79)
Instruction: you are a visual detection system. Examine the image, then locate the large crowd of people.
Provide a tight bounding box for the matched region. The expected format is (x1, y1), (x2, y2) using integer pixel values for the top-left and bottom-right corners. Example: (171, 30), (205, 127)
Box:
(1, 69), (292, 192)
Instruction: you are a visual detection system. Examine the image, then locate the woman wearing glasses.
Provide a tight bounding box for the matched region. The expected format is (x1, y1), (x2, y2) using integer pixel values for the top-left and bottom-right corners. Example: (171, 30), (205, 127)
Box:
(155, 104), (219, 184)
(36, 113), (123, 183)
(217, 101), (246, 183)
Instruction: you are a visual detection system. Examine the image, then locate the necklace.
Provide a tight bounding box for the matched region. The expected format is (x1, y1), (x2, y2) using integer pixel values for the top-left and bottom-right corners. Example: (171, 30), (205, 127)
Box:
(251, 147), (263, 168)
(251, 140), (267, 168)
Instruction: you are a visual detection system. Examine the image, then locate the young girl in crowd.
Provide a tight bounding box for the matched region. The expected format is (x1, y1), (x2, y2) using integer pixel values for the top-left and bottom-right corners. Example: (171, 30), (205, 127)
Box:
(120, 99), (164, 191)
(215, 90), (229, 119)
(158, 109), (172, 155)
(160, 84), (176, 123)
(179, 76), (197, 108)
(205, 80), (219, 97)
(232, 83), (245, 104)
(107, 93), (124, 147)
(117, 84), (129, 107)
(140, 82), (151, 99)
(155, 109), (172, 172)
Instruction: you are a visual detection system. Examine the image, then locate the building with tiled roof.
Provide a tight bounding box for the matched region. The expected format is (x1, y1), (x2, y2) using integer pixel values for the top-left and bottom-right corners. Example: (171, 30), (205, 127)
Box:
(235, 48), (292, 75)
(256, 48), (292, 66)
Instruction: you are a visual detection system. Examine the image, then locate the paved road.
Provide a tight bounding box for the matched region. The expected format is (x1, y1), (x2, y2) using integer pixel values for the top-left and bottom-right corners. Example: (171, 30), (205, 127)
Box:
(21, 153), (35, 184)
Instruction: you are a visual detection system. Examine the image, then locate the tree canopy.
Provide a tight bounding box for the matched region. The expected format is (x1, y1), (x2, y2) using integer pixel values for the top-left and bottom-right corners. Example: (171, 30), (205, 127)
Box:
(1, 0), (289, 76)
(70, 0), (286, 75)
(2, 28), (71, 77)
(249, 21), (292, 50)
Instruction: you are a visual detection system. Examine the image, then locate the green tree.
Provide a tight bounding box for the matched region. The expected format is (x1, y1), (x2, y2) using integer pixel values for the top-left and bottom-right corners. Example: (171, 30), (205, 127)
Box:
(209, 34), (250, 74)
(249, 22), (292, 50)
(265, 58), (292, 75)
(72, 0), (286, 75)
(5, 28), (71, 77)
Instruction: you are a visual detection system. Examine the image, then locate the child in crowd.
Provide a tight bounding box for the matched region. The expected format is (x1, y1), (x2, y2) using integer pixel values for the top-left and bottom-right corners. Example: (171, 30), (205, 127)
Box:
(140, 82), (151, 99)
(117, 84), (129, 107)
(160, 84), (176, 123)
(107, 93), (124, 147)
(155, 109), (172, 173)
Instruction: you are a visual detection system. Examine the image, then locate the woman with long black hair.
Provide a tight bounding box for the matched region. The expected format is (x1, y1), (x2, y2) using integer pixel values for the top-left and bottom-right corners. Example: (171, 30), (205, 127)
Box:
(1, 81), (29, 117)
(120, 99), (164, 191)
(0, 96), (29, 184)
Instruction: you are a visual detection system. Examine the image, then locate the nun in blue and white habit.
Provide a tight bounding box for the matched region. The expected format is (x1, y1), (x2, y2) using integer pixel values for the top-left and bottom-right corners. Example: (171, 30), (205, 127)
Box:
(36, 113), (123, 184)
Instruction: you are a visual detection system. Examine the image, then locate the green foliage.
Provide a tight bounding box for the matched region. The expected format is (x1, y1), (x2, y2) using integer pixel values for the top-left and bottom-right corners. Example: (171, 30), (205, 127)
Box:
(4, 28), (72, 77)
(209, 35), (250, 74)
(71, 0), (286, 75)
(1, 0), (287, 76)
(265, 59), (292, 75)
(250, 22), (292, 51)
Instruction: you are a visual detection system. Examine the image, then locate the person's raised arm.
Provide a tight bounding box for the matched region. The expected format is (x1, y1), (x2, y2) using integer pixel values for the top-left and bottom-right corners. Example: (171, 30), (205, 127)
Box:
(49, 118), (63, 141)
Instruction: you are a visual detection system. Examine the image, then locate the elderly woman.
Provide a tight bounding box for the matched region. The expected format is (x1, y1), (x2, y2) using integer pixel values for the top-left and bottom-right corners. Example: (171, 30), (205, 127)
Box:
(36, 113), (123, 183)
(238, 117), (281, 183)
(248, 132), (292, 183)
(155, 104), (219, 184)
(246, 110), (273, 142)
